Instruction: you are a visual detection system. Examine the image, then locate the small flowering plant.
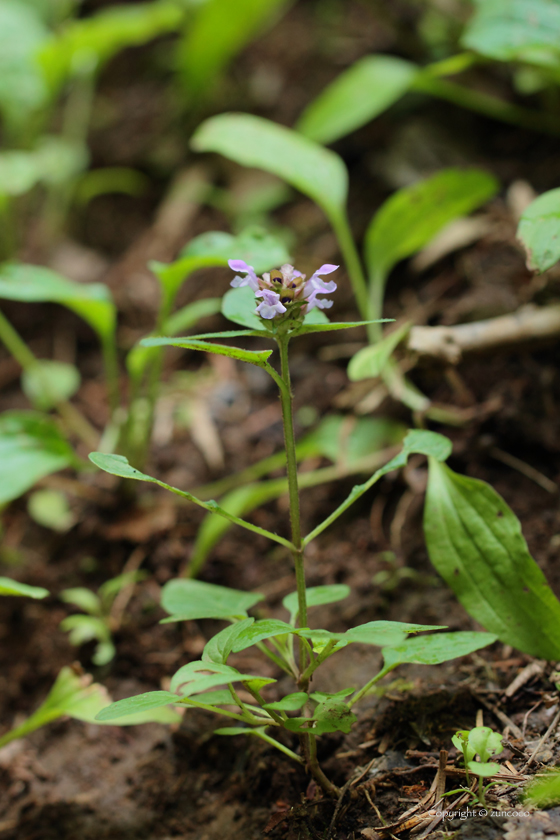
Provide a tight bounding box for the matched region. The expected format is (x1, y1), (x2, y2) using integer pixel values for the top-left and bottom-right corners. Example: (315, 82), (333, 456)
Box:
(88, 260), (497, 798)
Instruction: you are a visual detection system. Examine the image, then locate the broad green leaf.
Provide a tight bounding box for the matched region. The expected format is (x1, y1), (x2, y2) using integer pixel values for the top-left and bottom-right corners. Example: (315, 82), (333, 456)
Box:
(452, 730), (476, 764)
(22, 360), (80, 409)
(230, 619), (296, 652)
(0, 0), (49, 129)
(28, 488), (74, 532)
(424, 459), (560, 659)
(0, 264), (116, 342)
(0, 577), (48, 598)
(263, 692), (308, 711)
(161, 578), (264, 622)
(177, 0), (292, 94)
(299, 621), (445, 651)
(381, 631), (497, 671)
(365, 168), (498, 282)
(222, 286), (263, 329)
(523, 770), (560, 807)
(60, 587), (101, 615)
(96, 690), (180, 722)
(181, 227), (291, 275)
(202, 618), (255, 664)
(140, 336), (273, 368)
(189, 690), (237, 707)
(461, 0), (560, 64)
(39, 1), (185, 94)
(468, 726), (503, 762)
(312, 699), (357, 734)
(402, 429), (452, 462)
(348, 322), (411, 381)
(0, 411), (76, 505)
(517, 187), (560, 272)
(283, 584), (350, 624)
(191, 113), (348, 221)
(0, 151), (40, 196)
(60, 614), (110, 646)
(467, 761), (501, 778)
(297, 55), (418, 145)
(170, 661), (267, 695)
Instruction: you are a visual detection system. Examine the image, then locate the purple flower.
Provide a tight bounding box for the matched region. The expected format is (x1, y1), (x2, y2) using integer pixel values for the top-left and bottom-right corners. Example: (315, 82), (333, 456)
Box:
(255, 289), (287, 320)
(228, 259), (260, 292)
(229, 261), (338, 320)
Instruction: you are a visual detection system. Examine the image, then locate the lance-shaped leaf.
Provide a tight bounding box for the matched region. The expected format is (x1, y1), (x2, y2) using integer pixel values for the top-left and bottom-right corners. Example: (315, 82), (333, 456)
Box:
(0, 577), (48, 599)
(95, 691), (182, 722)
(264, 692), (308, 711)
(348, 322), (411, 381)
(161, 578), (264, 622)
(461, 0), (560, 64)
(202, 618), (255, 664)
(424, 459), (560, 659)
(0, 263), (116, 343)
(191, 113), (348, 222)
(228, 619), (296, 652)
(299, 620), (446, 652)
(0, 411), (77, 505)
(170, 661), (272, 696)
(297, 54), (418, 145)
(517, 187), (560, 273)
(89, 452), (295, 551)
(140, 336), (273, 367)
(381, 631), (497, 672)
(0, 667), (179, 747)
(177, 0), (293, 94)
(365, 169), (498, 323)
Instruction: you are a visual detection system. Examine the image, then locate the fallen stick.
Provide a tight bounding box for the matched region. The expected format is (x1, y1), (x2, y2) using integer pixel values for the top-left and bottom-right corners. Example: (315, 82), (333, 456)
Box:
(407, 304), (560, 363)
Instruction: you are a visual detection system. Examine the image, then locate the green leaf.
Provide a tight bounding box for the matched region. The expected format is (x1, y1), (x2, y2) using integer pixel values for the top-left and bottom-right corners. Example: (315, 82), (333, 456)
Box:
(402, 429), (452, 462)
(468, 726), (503, 762)
(39, 1), (185, 94)
(214, 726), (251, 736)
(189, 690), (237, 707)
(140, 336), (273, 368)
(517, 187), (560, 272)
(263, 692), (308, 711)
(467, 761), (501, 778)
(177, 0), (292, 94)
(0, 411), (76, 505)
(523, 770), (560, 808)
(424, 459), (560, 659)
(461, 0), (560, 64)
(282, 584), (350, 624)
(170, 661), (267, 695)
(161, 578), (264, 622)
(291, 319), (388, 337)
(181, 227), (291, 275)
(0, 151), (40, 196)
(452, 731), (476, 764)
(202, 618), (255, 664)
(60, 614), (110, 647)
(365, 168), (498, 283)
(191, 113), (348, 221)
(299, 621), (445, 651)
(230, 619), (296, 652)
(60, 587), (101, 615)
(0, 0), (49, 129)
(0, 263), (116, 342)
(95, 690), (180, 722)
(0, 577), (48, 599)
(381, 631), (497, 671)
(348, 323), (411, 380)
(312, 699), (357, 734)
(297, 55), (418, 145)
(22, 360), (80, 410)
(222, 286), (263, 329)
(27, 488), (74, 532)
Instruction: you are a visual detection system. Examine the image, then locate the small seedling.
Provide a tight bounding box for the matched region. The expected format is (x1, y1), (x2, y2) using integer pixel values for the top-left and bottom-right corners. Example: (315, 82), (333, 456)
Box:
(451, 726), (504, 806)
(60, 571), (147, 666)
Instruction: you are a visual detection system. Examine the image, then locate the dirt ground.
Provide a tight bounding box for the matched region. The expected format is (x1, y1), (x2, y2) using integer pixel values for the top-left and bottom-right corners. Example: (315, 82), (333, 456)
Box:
(2, 1), (560, 838)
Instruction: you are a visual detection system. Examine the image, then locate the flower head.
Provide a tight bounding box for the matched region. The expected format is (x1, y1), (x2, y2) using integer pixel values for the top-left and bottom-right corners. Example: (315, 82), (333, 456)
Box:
(228, 260), (338, 321)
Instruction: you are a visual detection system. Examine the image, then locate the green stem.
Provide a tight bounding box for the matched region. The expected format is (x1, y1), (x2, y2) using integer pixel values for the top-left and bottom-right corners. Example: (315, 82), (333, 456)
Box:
(368, 269), (386, 342)
(412, 75), (560, 136)
(348, 665), (394, 709)
(300, 639), (338, 684)
(101, 335), (120, 415)
(252, 730), (304, 764)
(329, 212), (369, 319)
(277, 336), (307, 639)
(308, 734), (340, 798)
(0, 308), (37, 369)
